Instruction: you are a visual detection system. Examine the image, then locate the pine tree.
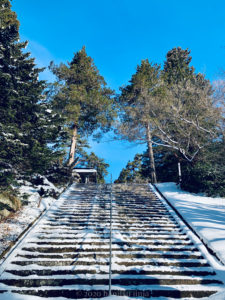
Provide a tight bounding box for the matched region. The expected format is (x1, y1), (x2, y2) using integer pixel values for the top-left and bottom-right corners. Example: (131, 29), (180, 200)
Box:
(180, 140), (225, 196)
(117, 60), (164, 183)
(115, 154), (145, 183)
(159, 47), (220, 162)
(49, 47), (115, 168)
(0, 0), (63, 186)
(114, 167), (129, 183)
(84, 152), (109, 183)
(0, 0), (25, 184)
(76, 151), (109, 183)
(163, 47), (194, 85)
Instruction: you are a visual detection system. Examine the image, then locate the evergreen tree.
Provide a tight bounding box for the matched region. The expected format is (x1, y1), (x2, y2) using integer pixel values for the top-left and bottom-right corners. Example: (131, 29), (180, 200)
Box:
(49, 47), (115, 168)
(117, 60), (165, 183)
(115, 154), (145, 183)
(77, 151), (109, 183)
(114, 167), (130, 183)
(163, 47), (194, 85)
(149, 147), (179, 183)
(213, 79), (225, 138)
(158, 47), (220, 162)
(181, 140), (225, 196)
(117, 139), (225, 196)
(0, 0), (63, 186)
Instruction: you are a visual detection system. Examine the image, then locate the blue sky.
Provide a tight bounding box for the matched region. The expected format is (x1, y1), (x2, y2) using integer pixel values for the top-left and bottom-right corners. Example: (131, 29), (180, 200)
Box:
(12, 0), (225, 182)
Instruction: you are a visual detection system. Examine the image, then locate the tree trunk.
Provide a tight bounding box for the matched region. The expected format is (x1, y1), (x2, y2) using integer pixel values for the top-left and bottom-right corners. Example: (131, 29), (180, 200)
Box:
(68, 123), (78, 167)
(146, 123), (157, 183)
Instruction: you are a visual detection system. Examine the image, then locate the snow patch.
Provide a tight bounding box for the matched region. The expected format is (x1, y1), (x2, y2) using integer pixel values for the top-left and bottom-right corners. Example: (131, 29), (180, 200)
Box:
(155, 182), (225, 265)
(0, 177), (67, 262)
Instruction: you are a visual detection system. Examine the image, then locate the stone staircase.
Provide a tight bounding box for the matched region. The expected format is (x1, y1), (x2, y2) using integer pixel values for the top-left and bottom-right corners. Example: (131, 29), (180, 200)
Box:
(0, 183), (223, 299)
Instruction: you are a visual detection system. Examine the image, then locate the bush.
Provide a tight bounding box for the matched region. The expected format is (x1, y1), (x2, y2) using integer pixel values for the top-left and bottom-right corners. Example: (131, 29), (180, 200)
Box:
(45, 163), (72, 186)
(181, 142), (225, 197)
(0, 162), (17, 188)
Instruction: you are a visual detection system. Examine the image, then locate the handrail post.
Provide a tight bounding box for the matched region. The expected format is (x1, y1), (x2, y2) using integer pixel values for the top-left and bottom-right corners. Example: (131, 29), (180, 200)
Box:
(109, 174), (113, 296)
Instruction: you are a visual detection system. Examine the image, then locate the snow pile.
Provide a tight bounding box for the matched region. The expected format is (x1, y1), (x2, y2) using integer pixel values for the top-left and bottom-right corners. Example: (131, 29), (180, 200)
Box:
(0, 176), (66, 263)
(155, 182), (225, 265)
(204, 289), (225, 299)
(18, 174), (64, 198)
(0, 293), (77, 300)
(0, 293), (147, 300)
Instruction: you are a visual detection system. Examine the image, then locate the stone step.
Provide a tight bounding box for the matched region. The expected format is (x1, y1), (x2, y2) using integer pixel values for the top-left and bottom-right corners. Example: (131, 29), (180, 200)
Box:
(45, 217), (177, 224)
(15, 287), (216, 299)
(0, 183), (223, 299)
(15, 252), (203, 260)
(26, 239), (195, 246)
(36, 228), (184, 236)
(2, 287), (219, 299)
(36, 231), (188, 239)
(5, 268), (216, 277)
(21, 246), (195, 253)
(26, 240), (192, 247)
(39, 226), (181, 232)
(43, 219), (177, 225)
(0, 277), (222, 287)
(10, 260), (210, 268)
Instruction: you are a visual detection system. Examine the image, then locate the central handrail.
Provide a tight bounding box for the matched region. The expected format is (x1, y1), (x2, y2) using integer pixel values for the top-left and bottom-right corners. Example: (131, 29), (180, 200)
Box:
(109, 179), (113, 296)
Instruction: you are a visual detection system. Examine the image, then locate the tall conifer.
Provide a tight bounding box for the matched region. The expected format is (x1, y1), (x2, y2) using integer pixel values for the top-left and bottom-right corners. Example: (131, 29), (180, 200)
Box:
(0, 0), (62, 185)
(161, 47), (220, 162)
(50, 47), (115, 167)
(117, 60), (164, 183)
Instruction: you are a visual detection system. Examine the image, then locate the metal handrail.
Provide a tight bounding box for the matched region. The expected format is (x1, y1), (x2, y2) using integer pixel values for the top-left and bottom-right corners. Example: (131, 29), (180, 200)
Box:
(109, 176), (113, 296)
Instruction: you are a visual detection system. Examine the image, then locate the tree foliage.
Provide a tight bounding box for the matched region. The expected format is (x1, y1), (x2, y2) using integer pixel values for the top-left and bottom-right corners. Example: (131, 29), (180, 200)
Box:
(0, 0), (64, 187)
(117, 60), (164, 182)
(116, 47), (224, 194)
(49, 47), (116, 166)
(163, 47), (194, 85)
(76, 151), (109, 183)
(0, 2), (224, 196)
(180, 140), (225, 196)
(158, 47), (220, 162)
(115, 154), (145, 183)
(115, 147), (178, 184)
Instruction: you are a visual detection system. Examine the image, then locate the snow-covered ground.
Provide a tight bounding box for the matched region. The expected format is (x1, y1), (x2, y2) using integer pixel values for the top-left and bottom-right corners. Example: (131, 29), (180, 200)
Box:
(0, 178), (65, 263)
(155, 182), (225, 265)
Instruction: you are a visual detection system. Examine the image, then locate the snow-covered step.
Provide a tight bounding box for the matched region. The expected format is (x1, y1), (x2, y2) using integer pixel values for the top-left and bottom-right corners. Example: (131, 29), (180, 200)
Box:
(2, 286), (220, 299)
(14, 251), (203, 260)
(0, 183), (223, 299)
(25, 240), (194, 246)
(5, 267), (216, 278)
(0, 277), (222, 288)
